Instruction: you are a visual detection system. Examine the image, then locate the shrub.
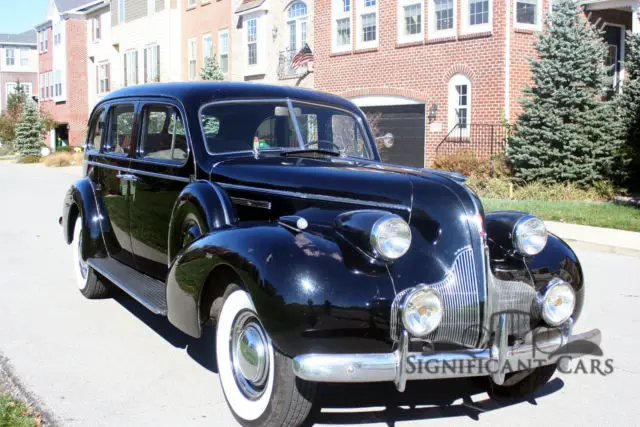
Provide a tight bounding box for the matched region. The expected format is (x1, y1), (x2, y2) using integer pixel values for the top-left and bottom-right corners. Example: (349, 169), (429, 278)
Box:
(18, 155), (41, 164)
(432, 150), (510, 178)
(43, 152), (72, 167)
(71, 151), (84, 165)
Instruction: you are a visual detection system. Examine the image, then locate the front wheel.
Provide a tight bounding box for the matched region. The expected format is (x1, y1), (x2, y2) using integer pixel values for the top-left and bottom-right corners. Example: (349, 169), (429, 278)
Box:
(216, 288), (316, 427)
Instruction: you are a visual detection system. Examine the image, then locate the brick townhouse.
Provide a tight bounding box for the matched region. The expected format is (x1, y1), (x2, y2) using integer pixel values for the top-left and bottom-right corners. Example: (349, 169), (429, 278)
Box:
(183, 0), (232, 81)
(314, 0), (640, 167)
(0, 31), (38, 113)
(35, 0), (92, 148)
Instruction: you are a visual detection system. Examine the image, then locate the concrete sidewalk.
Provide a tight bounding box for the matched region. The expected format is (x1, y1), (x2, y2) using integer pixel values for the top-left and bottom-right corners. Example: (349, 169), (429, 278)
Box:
(546, 221), (640, 254)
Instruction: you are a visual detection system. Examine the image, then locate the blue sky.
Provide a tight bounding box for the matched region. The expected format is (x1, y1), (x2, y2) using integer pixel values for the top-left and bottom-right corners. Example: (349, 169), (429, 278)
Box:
(0, 0), (49, 34)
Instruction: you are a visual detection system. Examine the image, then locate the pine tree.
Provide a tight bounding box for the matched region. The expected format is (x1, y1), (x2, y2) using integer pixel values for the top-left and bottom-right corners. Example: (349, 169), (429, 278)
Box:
(614, 32), (640, 187)
(507, 0), (619, 185)
(200, 55), (225, 81)
(14, 101), (44, 157)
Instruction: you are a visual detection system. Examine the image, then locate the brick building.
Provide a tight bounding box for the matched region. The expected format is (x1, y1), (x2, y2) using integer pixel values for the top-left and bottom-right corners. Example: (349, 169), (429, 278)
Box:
(0, 31), (38, 113)
(314, 0), (558, 167)
(36, 0), (92, 148)
(182, 0), (232, 81)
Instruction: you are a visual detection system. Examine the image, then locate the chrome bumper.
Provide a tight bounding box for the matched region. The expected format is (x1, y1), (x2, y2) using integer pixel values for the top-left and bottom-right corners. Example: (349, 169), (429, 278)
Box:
(292, 316), (602, 392)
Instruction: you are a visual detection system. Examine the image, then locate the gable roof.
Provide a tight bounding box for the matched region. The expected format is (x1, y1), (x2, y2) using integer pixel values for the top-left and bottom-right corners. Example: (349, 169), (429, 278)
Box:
(0, 30), (37, 45)
(55, 0), (94, 13)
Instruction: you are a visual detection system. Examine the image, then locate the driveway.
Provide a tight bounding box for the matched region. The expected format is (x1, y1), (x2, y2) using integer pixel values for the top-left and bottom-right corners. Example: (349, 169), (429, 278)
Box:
(0, 162), (637, 426)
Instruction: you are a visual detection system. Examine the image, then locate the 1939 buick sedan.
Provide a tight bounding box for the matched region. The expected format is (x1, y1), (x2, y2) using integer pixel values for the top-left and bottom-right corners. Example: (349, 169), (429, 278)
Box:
(61, 82), (601, 426)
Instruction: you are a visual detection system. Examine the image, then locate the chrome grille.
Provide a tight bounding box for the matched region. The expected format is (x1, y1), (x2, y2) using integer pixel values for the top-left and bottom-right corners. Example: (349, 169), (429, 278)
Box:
(390, 246), (540, 348)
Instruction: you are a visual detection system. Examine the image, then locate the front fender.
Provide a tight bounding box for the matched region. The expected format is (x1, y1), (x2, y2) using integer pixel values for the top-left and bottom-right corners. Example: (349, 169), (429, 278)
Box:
(166, 224), (396, 355)
(62, 177), (107, 259)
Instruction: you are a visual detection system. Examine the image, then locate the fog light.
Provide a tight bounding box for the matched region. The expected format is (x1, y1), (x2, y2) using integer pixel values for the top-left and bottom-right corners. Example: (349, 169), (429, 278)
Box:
(402, 287), (443, 337)
(541, 279), (575, 326)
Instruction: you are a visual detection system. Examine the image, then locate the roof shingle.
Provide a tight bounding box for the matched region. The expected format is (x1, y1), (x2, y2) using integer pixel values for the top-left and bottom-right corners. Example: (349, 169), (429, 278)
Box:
(0, 30), (37, 45)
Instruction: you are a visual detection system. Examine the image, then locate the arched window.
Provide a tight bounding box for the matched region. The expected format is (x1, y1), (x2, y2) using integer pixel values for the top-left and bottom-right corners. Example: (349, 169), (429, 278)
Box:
(287, 2), (308, 53)
(448, 73), (471, 136)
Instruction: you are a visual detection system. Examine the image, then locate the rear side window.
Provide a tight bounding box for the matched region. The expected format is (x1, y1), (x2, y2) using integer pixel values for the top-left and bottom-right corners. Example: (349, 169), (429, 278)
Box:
(139, 104), (188, 163)
(105, 104), (135, 155)
(87, 108), (106, 151)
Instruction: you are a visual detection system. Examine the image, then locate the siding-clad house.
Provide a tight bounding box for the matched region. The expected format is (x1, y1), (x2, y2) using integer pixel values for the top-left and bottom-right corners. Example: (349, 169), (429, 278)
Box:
(0, 31), (39, 113)
(230, 0), (314, 88)
(84, 0), (116, 112)
(110, 0), (182, 89)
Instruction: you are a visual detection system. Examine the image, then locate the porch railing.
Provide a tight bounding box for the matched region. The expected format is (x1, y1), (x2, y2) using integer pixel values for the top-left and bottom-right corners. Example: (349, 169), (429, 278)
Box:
(435, 123), (510, 158)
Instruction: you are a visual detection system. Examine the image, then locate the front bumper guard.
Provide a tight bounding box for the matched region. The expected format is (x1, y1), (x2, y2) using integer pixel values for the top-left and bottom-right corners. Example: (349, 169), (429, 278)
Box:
(292, 316), (602, 392)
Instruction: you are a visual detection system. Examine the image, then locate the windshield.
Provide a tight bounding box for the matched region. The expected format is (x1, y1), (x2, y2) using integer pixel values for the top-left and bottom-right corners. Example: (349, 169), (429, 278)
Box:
(200, 100), (374, 159)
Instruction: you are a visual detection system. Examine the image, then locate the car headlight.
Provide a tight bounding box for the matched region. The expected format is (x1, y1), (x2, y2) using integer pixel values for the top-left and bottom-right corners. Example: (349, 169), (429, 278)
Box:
(402, 287), (443, 336)
(513, 215), (548, 256)
(370, 215), (412, 261)
(541, 279), (576, 326)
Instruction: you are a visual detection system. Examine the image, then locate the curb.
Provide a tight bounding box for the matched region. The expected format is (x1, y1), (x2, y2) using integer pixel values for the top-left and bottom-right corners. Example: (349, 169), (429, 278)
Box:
(562, 239), (640, 257)
(0, 352), (58, 426)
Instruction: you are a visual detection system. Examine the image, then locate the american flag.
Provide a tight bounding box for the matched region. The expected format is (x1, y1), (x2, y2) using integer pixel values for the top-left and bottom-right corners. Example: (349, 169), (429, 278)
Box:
(290, 43), (313, 69)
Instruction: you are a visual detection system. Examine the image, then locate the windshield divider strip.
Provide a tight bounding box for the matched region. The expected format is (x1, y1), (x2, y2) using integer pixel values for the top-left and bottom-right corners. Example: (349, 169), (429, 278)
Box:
(287, 98), (305, 149)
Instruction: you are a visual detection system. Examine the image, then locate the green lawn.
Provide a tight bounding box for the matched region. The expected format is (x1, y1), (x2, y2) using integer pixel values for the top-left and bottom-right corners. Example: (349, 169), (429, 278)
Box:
(0, 393), (39, 427)
(481, 199), (640, 232)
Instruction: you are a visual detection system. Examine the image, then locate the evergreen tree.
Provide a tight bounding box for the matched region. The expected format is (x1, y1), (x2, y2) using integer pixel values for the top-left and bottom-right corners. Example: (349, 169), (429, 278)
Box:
(507, 0), (619, 185)
(14, 101), (44, 157)
(0, 82), (28, 147)
(614, 32), (640, 187)
(200, 55), (225, 81)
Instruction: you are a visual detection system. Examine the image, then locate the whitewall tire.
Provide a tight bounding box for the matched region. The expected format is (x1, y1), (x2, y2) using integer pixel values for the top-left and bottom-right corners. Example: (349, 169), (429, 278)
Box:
(215, 287), (315, 427)
(71, 216), (110, 299)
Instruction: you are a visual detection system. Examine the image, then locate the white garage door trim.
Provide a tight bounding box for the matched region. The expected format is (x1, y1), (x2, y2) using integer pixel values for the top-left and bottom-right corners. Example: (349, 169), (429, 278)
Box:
(351, 95), (424, 107)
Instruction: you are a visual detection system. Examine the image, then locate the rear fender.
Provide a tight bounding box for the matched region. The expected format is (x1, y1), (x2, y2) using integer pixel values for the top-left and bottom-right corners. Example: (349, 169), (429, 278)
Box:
(62, 177), (107, 259)
(166, 224), (395, 355)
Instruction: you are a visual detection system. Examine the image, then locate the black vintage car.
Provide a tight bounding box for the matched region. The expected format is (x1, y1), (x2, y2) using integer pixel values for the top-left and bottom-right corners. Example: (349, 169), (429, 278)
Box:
(61, 82), (600, 426)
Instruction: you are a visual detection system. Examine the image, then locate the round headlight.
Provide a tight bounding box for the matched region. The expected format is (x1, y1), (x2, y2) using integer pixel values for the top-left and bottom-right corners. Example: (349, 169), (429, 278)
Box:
(370, 215), (412, 261)
(402, 287), (443, 337)
(541, 279), (576, 326)
(513, 216), (548, 256)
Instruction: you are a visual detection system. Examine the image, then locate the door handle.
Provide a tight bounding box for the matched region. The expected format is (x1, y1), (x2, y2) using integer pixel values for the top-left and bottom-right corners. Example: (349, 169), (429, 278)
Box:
(116, 173), (140, 182)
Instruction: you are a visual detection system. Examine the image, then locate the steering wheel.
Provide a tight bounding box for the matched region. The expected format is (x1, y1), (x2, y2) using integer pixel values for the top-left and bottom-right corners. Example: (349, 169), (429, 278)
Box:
(303, 140), (343, 152)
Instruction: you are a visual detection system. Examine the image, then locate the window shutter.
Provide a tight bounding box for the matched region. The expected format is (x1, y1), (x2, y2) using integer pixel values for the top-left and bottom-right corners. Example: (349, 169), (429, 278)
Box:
(156, 45), (160, 82)
(134, 51), (138, 84)
(106, 63), (110, 91)
(124, 56), (128, 86)
(144, 48), (148, 83)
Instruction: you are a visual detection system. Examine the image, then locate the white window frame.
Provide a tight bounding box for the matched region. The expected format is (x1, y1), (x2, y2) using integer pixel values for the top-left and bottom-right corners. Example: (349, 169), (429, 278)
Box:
(6, 82), (32, 105)
(119, 0), (126, 23)
(202, 33), (213, 62)
(245, 18), (259, 69)
(48, 71), (53, 100)
(448, 73), (471, 136)
(332, 0), (352, 53)
(429, 0), (457, 39)
(218, 29), (229, 74)
(286, 2), (308, 53)
(54, 69), (62, 98)
(144, 44), (160, 83)
(5, 48), (15, 66)
(124, 50), (138, 86)
(98, 62), (110, 94)
(42, 30), (48, 52)
(188, 38), (197, 80)
(397, 0), (424, 43)
(514, 0), (542, 30)
(356, 0), (378, 49)
(20, 48), (29, 67)
(93, 16), (102, 41)
(147, 0), (155, 15)
(461, 0), (492, 34)
(39, 73), (44, 98)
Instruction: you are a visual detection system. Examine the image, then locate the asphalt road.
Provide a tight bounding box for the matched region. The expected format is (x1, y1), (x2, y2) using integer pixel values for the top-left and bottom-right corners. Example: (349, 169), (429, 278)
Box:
(0, 162), (637, 426)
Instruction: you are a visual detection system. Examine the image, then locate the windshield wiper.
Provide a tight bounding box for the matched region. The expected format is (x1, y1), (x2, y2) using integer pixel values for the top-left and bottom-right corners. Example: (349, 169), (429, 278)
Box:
(280, 148), (342, 157)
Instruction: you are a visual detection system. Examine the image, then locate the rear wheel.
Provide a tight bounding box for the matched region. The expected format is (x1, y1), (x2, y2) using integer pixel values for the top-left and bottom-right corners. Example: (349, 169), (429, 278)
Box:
(215, 287), (315, 427)
(488, 364), (557, 400)
(72, 216), (110, 299)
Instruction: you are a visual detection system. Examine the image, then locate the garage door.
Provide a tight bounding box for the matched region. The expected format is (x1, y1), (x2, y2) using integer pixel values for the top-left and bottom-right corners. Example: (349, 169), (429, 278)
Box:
(360, 104), (425, 168)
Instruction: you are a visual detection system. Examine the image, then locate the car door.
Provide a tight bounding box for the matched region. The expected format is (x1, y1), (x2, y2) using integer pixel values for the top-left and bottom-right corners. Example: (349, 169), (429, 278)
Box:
(128, 101), (192, 280)
(93, 102), (138, 267)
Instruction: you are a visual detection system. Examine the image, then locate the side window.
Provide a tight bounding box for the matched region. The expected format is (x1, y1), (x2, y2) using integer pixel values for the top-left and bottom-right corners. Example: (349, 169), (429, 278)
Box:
(105, 104), (135, 155)
(87, 108), (106, 151)
(139, 104), (188, 162)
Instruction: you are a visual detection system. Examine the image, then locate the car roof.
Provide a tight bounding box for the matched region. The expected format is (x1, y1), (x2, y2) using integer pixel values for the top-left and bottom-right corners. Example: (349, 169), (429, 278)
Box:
(99, 82), (360, 113)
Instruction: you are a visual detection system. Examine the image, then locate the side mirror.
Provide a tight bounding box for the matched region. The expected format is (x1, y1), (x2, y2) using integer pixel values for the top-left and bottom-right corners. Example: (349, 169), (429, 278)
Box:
(375, 133), (394, 148)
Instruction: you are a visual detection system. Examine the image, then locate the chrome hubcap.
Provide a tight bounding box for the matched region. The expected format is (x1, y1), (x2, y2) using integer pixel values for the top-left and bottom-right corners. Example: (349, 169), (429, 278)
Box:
(230, 311), (270, 400)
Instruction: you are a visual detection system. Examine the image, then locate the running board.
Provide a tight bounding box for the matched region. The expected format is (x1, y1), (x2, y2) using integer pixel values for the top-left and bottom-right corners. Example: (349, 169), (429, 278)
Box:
(88, 258), (168, 316)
